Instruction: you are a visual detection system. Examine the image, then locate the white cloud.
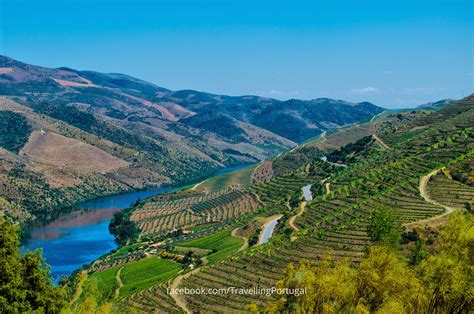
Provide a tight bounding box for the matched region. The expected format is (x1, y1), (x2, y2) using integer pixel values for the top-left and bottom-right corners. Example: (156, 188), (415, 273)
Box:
(255, 89), (303, 99)
(351, 87), (379, 93)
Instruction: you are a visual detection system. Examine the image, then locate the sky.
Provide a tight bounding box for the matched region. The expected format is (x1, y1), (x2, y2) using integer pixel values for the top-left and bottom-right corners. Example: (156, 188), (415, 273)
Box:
(0, 0), (472, 108)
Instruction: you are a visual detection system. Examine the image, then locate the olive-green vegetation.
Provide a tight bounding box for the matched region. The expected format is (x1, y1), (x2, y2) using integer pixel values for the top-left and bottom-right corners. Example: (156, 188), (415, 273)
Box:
(119, 257), (181, 297)
(16, 94), (474, 313)
(262, 212), (473, 313)
(109, 209), (139, 245)
(367, 207), (402, 248)
(196, 164), (256, 192)
(0, 111), (32, 153)
(70, 267), (118, 313)
(178, 228), (244, 263)
(0, 218), (66, 313)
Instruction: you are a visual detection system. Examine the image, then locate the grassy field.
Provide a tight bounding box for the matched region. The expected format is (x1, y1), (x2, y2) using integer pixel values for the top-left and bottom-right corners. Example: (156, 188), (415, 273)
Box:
(70, 267), (120, 311)
(88, 266), (119, 301)
(119, 257), (181, 297)
(195, 164), (256, 192)
(178, 228), (243, 263)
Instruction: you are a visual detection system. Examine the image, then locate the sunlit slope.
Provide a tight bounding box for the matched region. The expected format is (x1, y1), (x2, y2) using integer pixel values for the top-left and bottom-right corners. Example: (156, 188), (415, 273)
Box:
(141, 96), (473, 312)
(73, 96), (473, 313)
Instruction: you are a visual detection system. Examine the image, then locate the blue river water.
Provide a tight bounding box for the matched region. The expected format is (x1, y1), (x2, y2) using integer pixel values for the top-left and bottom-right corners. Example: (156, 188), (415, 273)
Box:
(259, 215), (283, 244)
(22, 187), (176, 282)
(211, 164), (251, 176)
(21, 165), (252, 281)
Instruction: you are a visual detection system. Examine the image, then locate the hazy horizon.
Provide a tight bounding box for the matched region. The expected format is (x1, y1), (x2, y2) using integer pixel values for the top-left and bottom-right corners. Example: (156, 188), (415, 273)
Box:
(1, 0), (472, 108)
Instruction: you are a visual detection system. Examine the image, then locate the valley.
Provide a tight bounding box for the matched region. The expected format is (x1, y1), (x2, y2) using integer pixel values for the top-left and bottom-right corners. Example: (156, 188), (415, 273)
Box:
(1, 1), (472, 312)
(66, 95), (473, 313)
(0, 55), (382, 225)
(0, 56), (472, 314)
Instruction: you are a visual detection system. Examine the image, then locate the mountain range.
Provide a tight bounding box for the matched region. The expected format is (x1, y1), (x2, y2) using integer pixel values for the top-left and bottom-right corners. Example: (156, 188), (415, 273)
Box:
(0, 55), (383, 222)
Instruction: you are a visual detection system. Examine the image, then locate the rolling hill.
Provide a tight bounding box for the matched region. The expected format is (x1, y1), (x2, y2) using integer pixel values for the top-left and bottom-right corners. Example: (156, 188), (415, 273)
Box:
(70, 95), (473, 313)
(0, 56), (383, 223)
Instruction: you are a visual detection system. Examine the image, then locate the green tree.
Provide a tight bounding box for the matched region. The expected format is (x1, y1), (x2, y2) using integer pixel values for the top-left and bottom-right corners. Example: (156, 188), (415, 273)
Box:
(265, 257), (358, 313)
(418, 212), (473, 313)
(356, 245), (427, 312)
(261, 213), (473, 313)
(0, 218), (67, 313)
(367, 207), (402, 247)
(408, 240), (428, 266)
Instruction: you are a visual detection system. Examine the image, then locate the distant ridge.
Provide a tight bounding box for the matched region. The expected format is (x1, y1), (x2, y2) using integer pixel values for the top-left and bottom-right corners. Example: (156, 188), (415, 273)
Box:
(0, 55), (384, 223)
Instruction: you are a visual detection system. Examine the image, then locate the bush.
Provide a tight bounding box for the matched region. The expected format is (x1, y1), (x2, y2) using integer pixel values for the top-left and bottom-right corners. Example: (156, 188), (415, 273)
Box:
(367, 207), (402, 248)
(0, 111), (32, 153)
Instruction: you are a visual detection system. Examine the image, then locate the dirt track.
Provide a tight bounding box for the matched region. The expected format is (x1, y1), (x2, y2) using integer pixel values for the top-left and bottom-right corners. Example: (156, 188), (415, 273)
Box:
(405, 168), (458, 228)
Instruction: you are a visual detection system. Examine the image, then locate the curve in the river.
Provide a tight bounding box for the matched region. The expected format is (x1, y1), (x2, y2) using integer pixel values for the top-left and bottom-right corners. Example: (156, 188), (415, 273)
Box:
(259, 215), (283, 244)
(22, 165), (254, 282)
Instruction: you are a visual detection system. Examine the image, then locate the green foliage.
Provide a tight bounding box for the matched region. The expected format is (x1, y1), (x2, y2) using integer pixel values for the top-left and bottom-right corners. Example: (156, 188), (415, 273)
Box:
(262, 212), (474, 313)
(109, 210), (139, 245)
(0, 111), (32, 153)
(119, 257), (180, 297)
(418, 212), (473, 313)
(409, 240), (428, 266)
(248, 228), (261, 247)
(367, 207), (402, 248)
(0, 218), (67, 313)
(264, 247), (425, 313)
(178, 228), (243, 263)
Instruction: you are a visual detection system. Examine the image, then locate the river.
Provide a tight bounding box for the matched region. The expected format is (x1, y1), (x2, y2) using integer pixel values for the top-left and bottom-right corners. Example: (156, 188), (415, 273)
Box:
(22, 164), (251, 281)
(259, 215), (283, 244)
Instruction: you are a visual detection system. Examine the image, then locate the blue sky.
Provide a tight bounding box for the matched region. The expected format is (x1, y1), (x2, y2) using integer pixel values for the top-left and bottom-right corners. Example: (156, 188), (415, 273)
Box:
(0, 0), (472, 108)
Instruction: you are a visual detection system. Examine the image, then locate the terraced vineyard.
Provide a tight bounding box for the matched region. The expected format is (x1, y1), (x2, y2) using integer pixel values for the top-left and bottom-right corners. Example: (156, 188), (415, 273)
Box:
(157, 96), (474, 312)
(131, 187), (261, 237)
(125, 282), (181, 313)
(426, 170), (474, 209)
(80, 96), (474, 313)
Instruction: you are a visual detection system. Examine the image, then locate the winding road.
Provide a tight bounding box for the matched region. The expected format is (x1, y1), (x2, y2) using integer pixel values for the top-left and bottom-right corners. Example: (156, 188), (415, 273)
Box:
(114, 267), (124, 299)
(259, 215), (283, 244)
(289, 184), (314, 235)
(321, 156), (348, 168)
(325, 182), (331, 195)
(288, 201), (307, 233)
(405, 168), (458, 228)
(231, 227), (249, 252)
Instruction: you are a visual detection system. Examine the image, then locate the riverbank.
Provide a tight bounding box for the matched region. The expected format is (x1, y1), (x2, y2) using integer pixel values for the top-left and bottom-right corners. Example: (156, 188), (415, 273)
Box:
(21, 163), (256, 281)
(258, 214), (283, 244)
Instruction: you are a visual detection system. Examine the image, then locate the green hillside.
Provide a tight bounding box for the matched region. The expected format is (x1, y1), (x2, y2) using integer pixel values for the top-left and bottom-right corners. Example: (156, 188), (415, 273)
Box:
(0, 56), (383, 225)
(69, 96), (473, 313)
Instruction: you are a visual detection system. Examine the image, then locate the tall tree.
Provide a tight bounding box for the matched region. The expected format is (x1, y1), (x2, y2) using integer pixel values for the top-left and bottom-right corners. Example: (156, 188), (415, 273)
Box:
(367, 207), (402, 247)
(0, 218), (67, 313)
